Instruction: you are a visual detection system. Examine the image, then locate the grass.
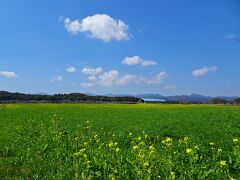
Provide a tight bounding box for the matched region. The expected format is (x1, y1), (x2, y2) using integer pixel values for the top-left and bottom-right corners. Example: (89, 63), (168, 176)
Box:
(1, 104), (240, 179)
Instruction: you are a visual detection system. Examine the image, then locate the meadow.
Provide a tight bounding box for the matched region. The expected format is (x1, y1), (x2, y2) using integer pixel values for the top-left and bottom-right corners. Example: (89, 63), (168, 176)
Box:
(1, 104), (240, 179)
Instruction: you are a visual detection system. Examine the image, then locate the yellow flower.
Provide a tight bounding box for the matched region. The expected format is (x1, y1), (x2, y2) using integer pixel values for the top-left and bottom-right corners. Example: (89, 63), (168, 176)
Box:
(184, 137), (191, 143)
(218, 148), (223, 153)
(133, 145), (139, 151)
(116, 148), (120, 153)
(219, 160), (227, 166)
(233, 138), (239, 143)
(74, 152), (81, 157)
(147, 169), (151, 174)
(166, 137), (173, 143)
(74, 137), (80, 141)
(170, 171), (176, 178)
(186, 148), (193, 154)
(194, 145), (199, 150)
(149, 145), (155, 151)
(108, 142), (114, 148)
(144, 162), (149, 167)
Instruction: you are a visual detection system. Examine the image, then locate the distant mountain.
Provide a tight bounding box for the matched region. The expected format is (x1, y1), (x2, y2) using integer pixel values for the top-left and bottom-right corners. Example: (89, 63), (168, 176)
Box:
(87, 93), (238, 103)
(136, 94), (165, 99)
(134, 93), (238, 103)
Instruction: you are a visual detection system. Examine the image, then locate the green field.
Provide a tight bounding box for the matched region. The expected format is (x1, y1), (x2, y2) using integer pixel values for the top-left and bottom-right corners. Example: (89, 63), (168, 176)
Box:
(1, 104), (240, 179)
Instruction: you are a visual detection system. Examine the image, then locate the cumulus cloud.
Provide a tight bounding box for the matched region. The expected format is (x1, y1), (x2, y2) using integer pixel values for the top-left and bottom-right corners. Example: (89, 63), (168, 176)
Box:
(122, 56), (157, 66)
(142, 72), (167, 84)
(63, 14), (129, 42)
(66, 66), (77, 73)
(0, 71), (18, 78)
(81, 82), (94, 88)
(51, 75), (63, 82)
(88, 75), (97, 81)
(80, 67), (167, 87)
(94, 70), (166, 87)
(81, 67), (103, 76)
(192, 66), (218, 77)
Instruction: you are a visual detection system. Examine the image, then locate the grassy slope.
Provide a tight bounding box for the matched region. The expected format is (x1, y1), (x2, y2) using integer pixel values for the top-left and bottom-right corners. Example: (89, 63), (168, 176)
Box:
(1, 104), (240, 149)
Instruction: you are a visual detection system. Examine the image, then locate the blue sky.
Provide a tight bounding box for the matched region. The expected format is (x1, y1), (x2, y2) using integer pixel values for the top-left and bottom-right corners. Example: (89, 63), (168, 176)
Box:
(0, 0), (239, 96)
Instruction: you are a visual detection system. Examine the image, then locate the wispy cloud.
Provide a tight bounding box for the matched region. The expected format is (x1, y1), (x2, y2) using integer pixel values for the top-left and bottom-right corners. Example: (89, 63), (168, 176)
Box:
(81, 67), (103, 76)
(0, 71), (18, 78)
(165, 85), (176, 89)
(122, 56), (157, 66)
(80, 82), (94, 88)
(63, 14), (129, 42)
(66, 66), (77, 73)
(224, 33), (240, 43)
(192, 66), (218, 77)
(51, 75), (63, 82)
(141, 72), (167, 84)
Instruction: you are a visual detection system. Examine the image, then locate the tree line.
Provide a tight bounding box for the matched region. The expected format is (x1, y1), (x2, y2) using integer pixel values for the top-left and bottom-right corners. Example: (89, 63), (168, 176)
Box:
(0, 91), (141, 104)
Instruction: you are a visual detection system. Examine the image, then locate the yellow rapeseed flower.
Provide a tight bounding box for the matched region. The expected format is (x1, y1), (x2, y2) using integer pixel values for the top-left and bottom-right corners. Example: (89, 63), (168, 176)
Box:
(166, 137), (173, 143)
(186, 148), (193, 154)
(219, 160), (227, 166)
(233, 139), (239, 143)
(116, 148), (120, 153)
(170, 171), (176, 178)
(149, 145), (155, 151)
(133, 145), (139, 151)
(108, 142), (114, 148)
(218, 148), (223, 153)
(184, 137), (191, 143)
(144, 162), (149, 167)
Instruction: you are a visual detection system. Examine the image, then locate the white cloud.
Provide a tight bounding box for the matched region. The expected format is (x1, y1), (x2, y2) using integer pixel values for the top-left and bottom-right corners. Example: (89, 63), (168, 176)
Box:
(51, 75), (63, 82)
(81, 82), (94, 88)
(224, 33), (237, 40)
(116, 74), (137, 85)
(96, 70), (138, 87)
(0, 71), (18, 78)
(98, 70), (120, 86)
(96, 70), (166, 86)
(192, 66), (218, 77)
(88, 75), (96, 81)
(142, 71), (167, 84)
(224, 33), (240, 43)
(81, 67), (103, 76)
(66, 66), (77, 73)
(165, 85), (176, 89)
(63, 14), (129, 42)
(122, 56), (157, 66)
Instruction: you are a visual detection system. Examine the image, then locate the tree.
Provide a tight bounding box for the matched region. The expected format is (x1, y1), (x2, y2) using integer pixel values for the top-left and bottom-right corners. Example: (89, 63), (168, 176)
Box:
(138, 99), (145, 104)
(234, 98), (240, 104)
(211, 98), (227, 104)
